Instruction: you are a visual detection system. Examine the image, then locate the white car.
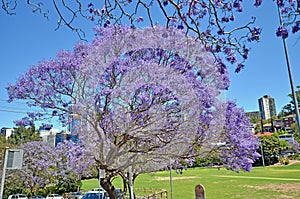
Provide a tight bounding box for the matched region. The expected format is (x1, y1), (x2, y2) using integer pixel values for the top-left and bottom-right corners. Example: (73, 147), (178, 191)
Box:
(46, 194), (63, 199)
(67, 192), (84, 199)
(8, 194), (28, 199)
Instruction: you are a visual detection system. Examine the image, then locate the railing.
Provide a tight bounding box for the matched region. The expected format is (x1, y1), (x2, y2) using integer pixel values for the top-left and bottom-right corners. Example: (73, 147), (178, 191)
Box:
(133, 188), (168, 199)
(125, 184), (205, 199)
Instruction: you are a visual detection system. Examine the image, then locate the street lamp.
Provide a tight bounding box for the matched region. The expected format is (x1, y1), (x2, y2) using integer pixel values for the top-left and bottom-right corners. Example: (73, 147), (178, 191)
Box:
(260, 141), (265, 167)
(277, 6), (300, 137)
(169, 159), (174, 199)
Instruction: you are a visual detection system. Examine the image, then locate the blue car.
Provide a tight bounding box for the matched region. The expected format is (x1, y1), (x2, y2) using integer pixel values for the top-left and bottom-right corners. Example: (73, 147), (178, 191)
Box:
(82, 191), (107, 199)
(30, 196), (45, 199)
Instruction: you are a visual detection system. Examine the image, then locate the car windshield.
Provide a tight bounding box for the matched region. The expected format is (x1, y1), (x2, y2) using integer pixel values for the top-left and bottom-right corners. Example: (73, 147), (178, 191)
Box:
(82, 193), (103, 199)
(18, 195), (27, 198)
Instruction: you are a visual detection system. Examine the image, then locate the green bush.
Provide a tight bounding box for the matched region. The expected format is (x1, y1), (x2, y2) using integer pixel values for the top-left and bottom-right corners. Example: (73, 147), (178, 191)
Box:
(279, 157), (290, 165)
(284, 158), (290, 165)
(287, 154), (300, 160)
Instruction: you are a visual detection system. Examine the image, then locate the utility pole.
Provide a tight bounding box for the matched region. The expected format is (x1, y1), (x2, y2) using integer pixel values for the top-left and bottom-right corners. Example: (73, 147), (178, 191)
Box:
(277, 6), (300, 137)
(0, 148), (9, 199)
(260, 142), (265, 167)
(128, 166), (134, 199)
(169, 159), (174, 199)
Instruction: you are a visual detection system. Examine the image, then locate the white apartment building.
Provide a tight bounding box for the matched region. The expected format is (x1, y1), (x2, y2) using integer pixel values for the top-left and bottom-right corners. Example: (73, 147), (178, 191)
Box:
(258, 95), (276, 120)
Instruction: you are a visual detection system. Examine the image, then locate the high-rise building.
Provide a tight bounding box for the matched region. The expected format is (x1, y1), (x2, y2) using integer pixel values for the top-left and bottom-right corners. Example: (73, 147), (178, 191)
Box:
(39, 123), (79, 146)
(39, 124), (59, 146)
(1, 127), (14, 139)
(258, 95), (276, 120)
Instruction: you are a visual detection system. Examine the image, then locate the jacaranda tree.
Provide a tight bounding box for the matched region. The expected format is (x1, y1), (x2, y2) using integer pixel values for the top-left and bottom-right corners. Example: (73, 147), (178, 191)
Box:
(3, 141), (95, 196)
(3, 142), (56, 196)
(55, 140), (96, 192)
(7, 25), (260, 199)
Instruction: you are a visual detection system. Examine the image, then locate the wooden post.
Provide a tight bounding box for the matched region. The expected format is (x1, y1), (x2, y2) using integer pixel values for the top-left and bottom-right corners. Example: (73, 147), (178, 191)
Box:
(195, 184), (205, 199)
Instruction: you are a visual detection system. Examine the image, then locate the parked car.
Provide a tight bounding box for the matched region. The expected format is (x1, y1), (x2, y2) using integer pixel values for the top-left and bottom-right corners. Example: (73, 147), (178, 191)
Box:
(91, 188), (104, 192)
(67, 192), (83, 199)
(45, 194), (63, 199)
(82, 191), (108, 199)
(114, 188), (124, 199)
(8, 194), (28, 199)
(29, 196), (45, 199)
(90, 188), (123, 199)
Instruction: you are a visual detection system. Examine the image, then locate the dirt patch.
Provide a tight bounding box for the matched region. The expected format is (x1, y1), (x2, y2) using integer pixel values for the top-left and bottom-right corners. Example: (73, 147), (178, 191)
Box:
(155, 176), (199, 181)
(242, 183), (300, 198)
(272, 160), (300, 166)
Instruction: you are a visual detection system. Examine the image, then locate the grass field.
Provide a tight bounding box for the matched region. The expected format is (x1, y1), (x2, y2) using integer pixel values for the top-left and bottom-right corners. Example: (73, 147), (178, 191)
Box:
(82, 163), (300, 199)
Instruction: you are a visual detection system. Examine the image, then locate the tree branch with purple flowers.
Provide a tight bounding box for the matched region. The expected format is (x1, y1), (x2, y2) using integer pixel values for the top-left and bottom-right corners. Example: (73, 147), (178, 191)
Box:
(2, 1), (300, 71)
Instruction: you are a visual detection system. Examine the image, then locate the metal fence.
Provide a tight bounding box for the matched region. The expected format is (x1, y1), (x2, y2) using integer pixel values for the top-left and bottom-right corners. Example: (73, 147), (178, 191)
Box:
(133, 188), (168, 199)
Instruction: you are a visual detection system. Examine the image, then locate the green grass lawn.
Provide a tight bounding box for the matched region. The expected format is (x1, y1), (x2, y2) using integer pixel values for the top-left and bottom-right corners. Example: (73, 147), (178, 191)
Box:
(82, 163), (300, 199)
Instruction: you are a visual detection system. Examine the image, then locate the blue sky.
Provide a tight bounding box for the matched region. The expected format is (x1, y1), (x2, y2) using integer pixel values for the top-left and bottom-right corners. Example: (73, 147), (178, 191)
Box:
(0, 1), (299, 128)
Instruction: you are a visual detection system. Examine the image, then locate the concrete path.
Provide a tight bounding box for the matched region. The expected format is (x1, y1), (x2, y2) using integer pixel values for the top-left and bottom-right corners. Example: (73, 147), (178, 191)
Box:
(213, 175), (300, 181)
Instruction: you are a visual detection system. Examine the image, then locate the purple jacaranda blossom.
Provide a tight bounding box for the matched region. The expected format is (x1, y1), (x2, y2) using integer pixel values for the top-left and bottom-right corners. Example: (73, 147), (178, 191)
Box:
(101, 6), (106, 14)
(233, 2), (243, 12)
(276, 25), (289, 38)
(163, 0), (168, 6)
(6, 0), (300, 78)
(177, 24), (184, 29)
(136, 16), (144, 22)
(220, 101), (260, 172)
(10, 141), (96, 194)
(82, 0), (274, 74)
(277, 0), (284, 7)
(94, 9), (101, 16)
(221, 17), (229, 23)
(254, 0), (263, 7)
(249, 26), (262, 41)
(235, 63), (245, 73)
(292, 23), (300, 33)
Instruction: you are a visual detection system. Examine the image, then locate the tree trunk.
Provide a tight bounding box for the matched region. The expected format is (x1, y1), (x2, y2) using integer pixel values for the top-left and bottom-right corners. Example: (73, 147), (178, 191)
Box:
(119, 172), (128, 194)
(101, 177), (117, 199)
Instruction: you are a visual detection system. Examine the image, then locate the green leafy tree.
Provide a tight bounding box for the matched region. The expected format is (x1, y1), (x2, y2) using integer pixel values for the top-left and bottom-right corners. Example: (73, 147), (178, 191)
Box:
(278, 104), (294, 117)
(259, 134), (281, 166)
(253, 119), (266, 133)
(250, 116), (260, 124)
(279, 140), (290, 151)
(279, 90), (300, 118)
(276, 129), (288, 135)
(7, 126), (41, 146)
(291, 123), (300, 142)
(288, 90), (300, 107)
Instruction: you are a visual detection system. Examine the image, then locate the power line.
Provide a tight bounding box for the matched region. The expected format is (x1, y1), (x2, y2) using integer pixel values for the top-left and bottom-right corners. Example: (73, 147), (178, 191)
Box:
(0, 98), (28, 105)
(0, 100), (43, 113)
(0, 109), (28, 114)
(0, 109), (53, 116)
(0, 105), (32, 111)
